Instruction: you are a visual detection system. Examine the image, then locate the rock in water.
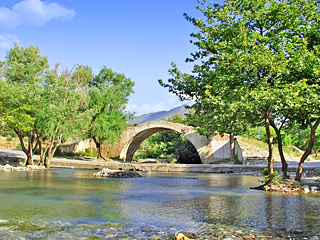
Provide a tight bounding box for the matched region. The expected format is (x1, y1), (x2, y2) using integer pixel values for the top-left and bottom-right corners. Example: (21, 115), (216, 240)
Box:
(93, 168), (142, 178)
(0, 164), (45, 171)
(175, 232), (193, 240)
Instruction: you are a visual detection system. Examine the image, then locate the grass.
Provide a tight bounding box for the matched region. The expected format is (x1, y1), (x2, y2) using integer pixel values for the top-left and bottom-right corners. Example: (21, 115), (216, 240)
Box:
(54, 148), (98, 158)
(240, 137), (269, 150)
(0, 137), (21, 149)
(282, 146), (303, 158)
(240, 137), (319, 160)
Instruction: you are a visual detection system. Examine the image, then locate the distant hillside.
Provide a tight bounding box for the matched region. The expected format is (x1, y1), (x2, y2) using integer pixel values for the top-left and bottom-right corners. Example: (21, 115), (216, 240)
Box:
(130, 104), (189, 125)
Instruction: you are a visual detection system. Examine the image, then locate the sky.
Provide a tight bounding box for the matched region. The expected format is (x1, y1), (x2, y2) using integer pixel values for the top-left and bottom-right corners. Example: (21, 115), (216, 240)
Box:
(0, 0), (209, 116)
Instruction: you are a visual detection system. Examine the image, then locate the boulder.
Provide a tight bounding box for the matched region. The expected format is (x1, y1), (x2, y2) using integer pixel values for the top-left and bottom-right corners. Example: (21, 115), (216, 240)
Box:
(175, 232), (195, 240)
(0, 164), (45, 171)
(3, 164), (12, 171)
(94, 168), (142, 178)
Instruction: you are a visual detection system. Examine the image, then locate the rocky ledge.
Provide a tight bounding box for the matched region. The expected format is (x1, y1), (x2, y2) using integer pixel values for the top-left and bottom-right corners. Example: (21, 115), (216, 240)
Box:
(0, 164), (45, 171)
(93, 168), (142, 178)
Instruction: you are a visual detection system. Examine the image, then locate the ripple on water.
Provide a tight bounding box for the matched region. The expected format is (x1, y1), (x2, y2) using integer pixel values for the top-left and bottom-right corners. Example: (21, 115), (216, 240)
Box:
(0, 170), (319, 239)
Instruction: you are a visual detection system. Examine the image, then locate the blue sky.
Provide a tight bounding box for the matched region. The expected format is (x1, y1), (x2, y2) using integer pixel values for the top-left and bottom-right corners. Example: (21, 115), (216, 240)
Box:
(0, 0), (208, 116)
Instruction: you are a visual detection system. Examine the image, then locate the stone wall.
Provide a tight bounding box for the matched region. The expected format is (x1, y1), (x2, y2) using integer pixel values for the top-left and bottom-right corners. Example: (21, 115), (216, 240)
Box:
(57, 139), (96, 154)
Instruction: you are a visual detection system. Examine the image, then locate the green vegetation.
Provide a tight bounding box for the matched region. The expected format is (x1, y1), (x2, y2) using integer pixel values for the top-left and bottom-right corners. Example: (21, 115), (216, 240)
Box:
(0, 44), (133, 167)
(36, 65), (93, 167)
(133, 114), (201, 164)
(54, 148), (98, 158)
(134, 130), (201, 164)
(160, 0), (320, 182)
(0, 44), (49, 165)
(263, 167), (281, 184)
(88, 67), (134, 161)
(242, 125), (320, 159)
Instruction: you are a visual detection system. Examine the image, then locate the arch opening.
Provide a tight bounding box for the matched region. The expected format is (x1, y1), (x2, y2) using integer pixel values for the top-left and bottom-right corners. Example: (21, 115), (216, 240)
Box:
(125, 128), (202, 164)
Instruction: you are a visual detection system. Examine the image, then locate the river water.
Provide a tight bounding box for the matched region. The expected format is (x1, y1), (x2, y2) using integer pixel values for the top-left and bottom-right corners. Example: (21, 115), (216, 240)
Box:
(0, 169), (319, 239)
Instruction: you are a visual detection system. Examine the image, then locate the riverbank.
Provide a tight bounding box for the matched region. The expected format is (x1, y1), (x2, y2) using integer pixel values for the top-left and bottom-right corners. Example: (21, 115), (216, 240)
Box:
(1, 148), (320, 175)
(2, 148), (320, 181)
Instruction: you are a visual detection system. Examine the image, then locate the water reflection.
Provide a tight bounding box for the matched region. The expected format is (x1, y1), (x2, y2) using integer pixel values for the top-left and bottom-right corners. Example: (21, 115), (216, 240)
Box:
(0, 170), (319, 239)
(116, 173), (320, 237)
(0, 170), (124, 223)
(261, 194), (320, 234)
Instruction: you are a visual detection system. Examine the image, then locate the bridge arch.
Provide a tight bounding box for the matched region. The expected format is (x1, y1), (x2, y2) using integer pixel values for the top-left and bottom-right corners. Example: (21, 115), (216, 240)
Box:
(119, 121), (210, 163)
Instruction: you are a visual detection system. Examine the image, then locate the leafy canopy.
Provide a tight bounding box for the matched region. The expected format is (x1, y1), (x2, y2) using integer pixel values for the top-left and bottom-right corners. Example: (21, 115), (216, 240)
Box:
(88, 67), (134, 145)
(160, 0), (320, 136)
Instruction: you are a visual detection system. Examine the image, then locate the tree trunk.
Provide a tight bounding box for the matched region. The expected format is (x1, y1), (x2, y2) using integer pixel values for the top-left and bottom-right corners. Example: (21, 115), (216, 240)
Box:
(265, 112), (274, 184)
(26, 133), (37, 166)
(229, 133), (236, 162)
(43, 134), (63, 168)
(38, 138), (45, 166)
(296, 118), (320, 181)
(15, 130), (33, 166)
(270, 120), (290, 179)
(39, 144), (49, 167)
(93, 136), (108, 161)
(45, 151), (54, 169)
(25, 147), (33, 166)
(45, 143), (59, 169)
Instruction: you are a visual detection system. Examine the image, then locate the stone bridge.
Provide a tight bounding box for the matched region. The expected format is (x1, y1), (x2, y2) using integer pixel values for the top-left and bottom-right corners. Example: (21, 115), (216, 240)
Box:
(102, 121), (242, 164)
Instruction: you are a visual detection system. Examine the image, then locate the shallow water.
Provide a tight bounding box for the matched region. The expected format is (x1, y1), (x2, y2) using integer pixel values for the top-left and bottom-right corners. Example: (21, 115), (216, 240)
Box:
(0, 169), (319, 239)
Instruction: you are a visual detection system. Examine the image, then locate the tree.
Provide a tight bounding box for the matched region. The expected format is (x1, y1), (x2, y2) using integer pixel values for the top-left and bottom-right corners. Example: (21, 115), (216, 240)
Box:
(287, 123), (320, 157)
(292, 82), (320, 181)
(88, 67), (134, 160)
(185, 99), (250, 162)
(160, 0), (320, 182)
(36, 65), (93, 168)
(0, 44), (48, 165)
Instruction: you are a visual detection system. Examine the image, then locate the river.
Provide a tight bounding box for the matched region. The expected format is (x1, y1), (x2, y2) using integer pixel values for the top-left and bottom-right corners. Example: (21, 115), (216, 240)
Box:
(0, 169), (319, 239)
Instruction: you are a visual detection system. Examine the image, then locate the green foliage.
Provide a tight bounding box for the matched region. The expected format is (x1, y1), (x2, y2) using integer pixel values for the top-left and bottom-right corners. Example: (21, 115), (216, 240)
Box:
(0, 44), (135, 165)
(164, 113), (186, 124)
(0, 44), (48, 133)
(263, 168), (281, 184)
(35, 65), (93, 166)
(134, 131), (201, 164)
(284, 123), (320, 157)
(0, 44), (49, 165)
(245, 124), (320, 157)
(242, 126), (277, 144)
(87, 67), (134, 159)
(134, 114), (201, 164)
(159, 0), (320, 179)
(55, 148), (98, 158)
(88, 67), (134, 144)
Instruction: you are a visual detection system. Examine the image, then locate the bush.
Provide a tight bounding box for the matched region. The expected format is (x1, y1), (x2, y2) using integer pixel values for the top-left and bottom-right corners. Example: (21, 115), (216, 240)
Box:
(263, 167), (281, 184)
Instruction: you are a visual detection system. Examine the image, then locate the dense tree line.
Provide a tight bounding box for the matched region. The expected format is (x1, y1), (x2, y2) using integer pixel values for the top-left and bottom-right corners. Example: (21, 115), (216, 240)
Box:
(160, 0), (320, 182)
(0, 44), (134, 167)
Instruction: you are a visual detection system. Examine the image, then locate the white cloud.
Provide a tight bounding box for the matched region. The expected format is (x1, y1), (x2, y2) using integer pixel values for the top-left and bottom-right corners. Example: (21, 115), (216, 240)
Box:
(0, 34), (19, 51)
(0, 0), (75, 29)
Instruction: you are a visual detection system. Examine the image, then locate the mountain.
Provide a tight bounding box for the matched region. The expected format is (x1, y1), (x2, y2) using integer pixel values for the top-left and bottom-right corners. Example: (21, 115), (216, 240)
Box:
(130, 104), (189, 125)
